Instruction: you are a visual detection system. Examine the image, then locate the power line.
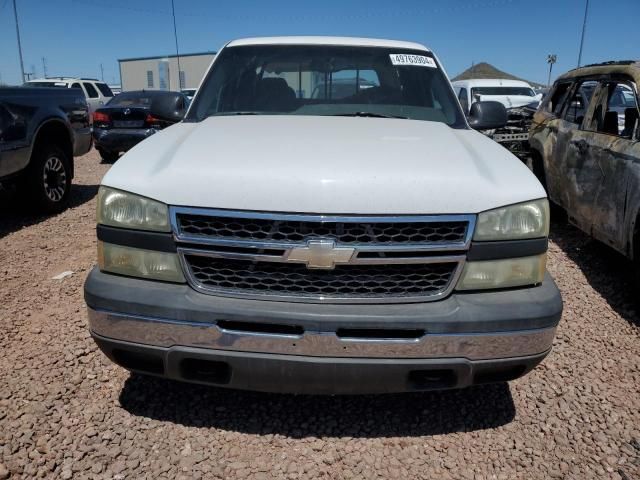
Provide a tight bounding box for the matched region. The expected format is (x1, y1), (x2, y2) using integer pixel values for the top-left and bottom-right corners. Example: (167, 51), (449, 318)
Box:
(577, 0), (589, 67)
(170, 0), (181, 89)
(12, 0), (25, 83)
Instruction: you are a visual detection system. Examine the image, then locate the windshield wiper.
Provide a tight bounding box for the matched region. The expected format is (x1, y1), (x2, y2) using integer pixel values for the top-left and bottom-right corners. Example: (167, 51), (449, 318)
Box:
(215, 111), (261, 116)
(332, 112), (408, 119)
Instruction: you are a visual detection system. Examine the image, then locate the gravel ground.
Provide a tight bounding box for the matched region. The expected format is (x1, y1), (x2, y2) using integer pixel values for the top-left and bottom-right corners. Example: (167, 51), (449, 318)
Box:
(0, 149), (639, 479)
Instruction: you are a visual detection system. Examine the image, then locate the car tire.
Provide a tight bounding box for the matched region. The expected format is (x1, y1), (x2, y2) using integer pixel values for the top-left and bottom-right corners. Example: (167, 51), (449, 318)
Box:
(98, 148), (119, 163)
(25, 144), (72, 213)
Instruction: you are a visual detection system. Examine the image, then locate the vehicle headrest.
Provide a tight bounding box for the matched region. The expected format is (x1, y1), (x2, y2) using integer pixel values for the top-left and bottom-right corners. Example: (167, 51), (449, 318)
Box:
(603, 111), (619, 135)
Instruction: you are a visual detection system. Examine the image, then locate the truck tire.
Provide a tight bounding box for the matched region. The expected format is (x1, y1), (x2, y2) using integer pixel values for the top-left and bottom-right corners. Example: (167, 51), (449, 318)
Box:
(26, 144), (72, 213)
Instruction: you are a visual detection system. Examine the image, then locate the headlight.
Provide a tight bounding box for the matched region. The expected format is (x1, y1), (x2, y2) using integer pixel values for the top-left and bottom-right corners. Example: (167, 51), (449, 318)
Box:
(456, 254), (546, 290)
(98, 242), (185, 283)
(97, 186), (170, 232)
(474, 199), (549, 241)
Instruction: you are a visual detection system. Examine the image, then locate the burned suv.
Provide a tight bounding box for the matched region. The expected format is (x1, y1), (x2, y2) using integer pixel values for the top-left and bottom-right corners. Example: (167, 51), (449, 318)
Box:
(530, 61), (640, 261)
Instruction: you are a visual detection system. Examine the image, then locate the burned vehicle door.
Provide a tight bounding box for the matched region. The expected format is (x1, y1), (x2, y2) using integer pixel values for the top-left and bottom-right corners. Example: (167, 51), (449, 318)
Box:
(530, 82), (572, 204)
(552, 79), (601, 233)
(586, 79), (640, 253)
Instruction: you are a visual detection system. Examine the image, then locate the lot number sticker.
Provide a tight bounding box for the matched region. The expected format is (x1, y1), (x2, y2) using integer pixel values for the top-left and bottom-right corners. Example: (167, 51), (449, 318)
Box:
(389, 54), (437, 68)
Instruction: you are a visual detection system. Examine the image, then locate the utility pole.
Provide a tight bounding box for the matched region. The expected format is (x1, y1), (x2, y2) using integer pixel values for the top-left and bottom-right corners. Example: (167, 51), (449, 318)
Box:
(12, 0), (26, 83)
(100, 63), (104, 81)
(42, 57), (48, 78)
(170, 0), (182, 89)
(577, 0), (589, 67)
(547, 54), (557, 87)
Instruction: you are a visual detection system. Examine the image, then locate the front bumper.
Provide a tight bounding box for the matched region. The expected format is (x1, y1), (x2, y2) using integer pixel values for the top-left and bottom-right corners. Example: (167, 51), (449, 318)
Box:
(85, 268), (562, 394)
(92, 128), (157, 152)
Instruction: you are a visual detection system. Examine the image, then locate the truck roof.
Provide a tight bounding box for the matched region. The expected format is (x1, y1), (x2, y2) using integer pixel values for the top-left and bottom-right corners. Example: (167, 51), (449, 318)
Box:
(451, 78), (533, 88)
(226, 36), (430, 52)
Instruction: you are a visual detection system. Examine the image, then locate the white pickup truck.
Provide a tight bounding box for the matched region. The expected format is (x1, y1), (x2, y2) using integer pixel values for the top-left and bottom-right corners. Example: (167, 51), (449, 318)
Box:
(84, 37), (562, 394)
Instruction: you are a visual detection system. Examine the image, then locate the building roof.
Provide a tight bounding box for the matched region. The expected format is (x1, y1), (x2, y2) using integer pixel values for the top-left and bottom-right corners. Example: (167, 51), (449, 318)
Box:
(119, 51), (216, 63)
(226, 36), (430, 51)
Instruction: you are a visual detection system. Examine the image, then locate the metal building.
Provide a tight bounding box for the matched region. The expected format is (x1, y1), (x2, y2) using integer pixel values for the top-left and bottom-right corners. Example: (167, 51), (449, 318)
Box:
(118, 51), (216, 92)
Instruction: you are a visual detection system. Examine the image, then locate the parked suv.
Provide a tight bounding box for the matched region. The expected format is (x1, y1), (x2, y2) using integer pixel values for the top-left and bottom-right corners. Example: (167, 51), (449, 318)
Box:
(84, 37), (563, 394)
(530, 61), (640, 261)
(26, 77), (113, 114)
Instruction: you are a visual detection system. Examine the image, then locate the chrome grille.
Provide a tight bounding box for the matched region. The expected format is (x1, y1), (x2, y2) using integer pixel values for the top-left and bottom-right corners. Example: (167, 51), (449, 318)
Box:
(185, 255), (458, 300)
(171, 207), (475, 304)
(176, 213), (468, 245)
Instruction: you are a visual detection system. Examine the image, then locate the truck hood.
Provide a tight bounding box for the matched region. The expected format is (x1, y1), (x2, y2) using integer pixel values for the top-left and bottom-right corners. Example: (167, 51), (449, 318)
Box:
(102, 115), (545, 214)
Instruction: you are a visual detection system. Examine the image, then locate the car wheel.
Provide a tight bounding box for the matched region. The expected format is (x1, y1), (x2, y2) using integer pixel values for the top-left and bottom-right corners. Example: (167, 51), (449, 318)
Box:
(26, 144), (72, 213)
(98, 148), (119, 163)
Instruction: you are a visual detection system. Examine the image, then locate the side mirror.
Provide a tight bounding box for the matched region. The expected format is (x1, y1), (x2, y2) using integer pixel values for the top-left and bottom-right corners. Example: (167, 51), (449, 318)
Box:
(467, 101), (508, 130)
(149, 95), (186, 123)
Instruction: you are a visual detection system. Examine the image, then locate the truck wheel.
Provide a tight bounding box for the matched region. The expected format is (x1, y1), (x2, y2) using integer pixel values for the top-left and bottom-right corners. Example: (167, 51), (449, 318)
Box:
(26, 144), (72, 213)
(98, 148), (119, 163)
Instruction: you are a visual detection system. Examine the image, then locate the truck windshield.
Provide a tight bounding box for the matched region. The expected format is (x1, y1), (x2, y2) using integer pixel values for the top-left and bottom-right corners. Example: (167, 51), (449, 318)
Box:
(188, 45), (465, 127)
(471, 86), (535, 97)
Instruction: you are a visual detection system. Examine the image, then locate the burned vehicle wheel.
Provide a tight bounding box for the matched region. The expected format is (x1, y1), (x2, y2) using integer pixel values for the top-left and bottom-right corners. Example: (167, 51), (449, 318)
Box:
(26, 144), (72, 213)
(530, 151), (547, 190)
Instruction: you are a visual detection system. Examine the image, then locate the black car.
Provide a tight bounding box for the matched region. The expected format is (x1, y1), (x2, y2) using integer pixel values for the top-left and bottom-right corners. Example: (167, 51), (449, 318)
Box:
(92, 90), (188, 162)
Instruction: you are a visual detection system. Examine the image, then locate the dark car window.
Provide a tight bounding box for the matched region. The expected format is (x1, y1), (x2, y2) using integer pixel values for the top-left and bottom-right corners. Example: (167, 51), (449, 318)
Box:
(107, 93), (156, 107)
(96, 83), (113, 97)
(107, 91), (181, 108)
(71, 83), (82, 90)
(83, 82), (99, 98)
(189, 44), (466, 127)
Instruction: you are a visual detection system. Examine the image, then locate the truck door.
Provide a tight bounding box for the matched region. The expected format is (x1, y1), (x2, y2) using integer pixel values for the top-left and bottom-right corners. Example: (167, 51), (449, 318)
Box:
(554, 79), (601, 234)
(0, 101), (30, 178)
(587, 79), (640, 254)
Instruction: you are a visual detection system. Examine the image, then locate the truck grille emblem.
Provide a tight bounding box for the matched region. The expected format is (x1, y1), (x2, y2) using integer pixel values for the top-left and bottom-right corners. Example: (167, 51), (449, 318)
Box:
(286, 239), (355, 269)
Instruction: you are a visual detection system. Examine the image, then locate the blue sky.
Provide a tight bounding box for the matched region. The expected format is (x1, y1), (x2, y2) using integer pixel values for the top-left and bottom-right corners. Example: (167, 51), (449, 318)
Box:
(1, 0), (638, 86)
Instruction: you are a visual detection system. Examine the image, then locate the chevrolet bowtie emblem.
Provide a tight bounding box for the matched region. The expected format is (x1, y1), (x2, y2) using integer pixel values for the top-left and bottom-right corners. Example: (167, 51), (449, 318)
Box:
(287, 239), (355, 269)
